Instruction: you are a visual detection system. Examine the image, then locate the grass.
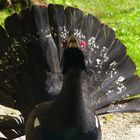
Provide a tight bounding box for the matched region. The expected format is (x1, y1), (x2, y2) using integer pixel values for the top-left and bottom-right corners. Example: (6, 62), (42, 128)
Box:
(0, 5), (21, 26)
(0, 0), (140, 76)
(0, 8), (10, 26)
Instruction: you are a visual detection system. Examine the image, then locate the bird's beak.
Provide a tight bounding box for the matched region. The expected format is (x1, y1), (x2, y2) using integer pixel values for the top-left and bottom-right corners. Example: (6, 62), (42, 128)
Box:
(67, 36), (79, 48)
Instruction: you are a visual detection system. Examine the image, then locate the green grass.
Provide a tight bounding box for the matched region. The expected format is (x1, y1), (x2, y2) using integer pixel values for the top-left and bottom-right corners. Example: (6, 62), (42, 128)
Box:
(0, 5), (21, 26)
(0, 9), (10, 26)
(0, 0), (140, 75)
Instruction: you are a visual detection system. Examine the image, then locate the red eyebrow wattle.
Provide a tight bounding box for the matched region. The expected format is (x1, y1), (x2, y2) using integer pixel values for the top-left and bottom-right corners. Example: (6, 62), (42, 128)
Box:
(80, 40), (87, 49)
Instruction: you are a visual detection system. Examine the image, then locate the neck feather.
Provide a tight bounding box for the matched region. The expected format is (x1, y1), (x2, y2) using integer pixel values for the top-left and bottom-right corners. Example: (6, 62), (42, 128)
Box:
(60, 68), (83, 100)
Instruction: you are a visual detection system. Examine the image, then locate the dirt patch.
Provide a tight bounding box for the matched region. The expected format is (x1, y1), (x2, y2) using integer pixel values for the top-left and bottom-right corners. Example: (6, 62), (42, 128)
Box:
(0, 105), (140, 139)
(0, 105), (21, 116)
(99, 113), (140, 140)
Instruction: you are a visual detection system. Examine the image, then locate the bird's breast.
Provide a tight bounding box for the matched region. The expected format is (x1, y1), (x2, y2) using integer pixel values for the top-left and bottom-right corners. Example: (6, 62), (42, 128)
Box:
(40, 125), (100, 140)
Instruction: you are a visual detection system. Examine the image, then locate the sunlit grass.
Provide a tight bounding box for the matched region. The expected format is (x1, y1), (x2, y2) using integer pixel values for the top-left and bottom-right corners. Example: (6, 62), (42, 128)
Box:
(0, 9), (10, 26)
(0, 4), (21, 26)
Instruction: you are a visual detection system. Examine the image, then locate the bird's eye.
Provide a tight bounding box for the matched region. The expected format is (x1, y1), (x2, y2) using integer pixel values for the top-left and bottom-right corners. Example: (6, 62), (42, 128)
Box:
(80, 40), (87, 49)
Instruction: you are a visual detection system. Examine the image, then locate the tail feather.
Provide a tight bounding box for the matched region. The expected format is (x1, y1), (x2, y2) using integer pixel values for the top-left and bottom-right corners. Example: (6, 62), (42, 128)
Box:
(117, 56), (135, 78)
(4, 8), (36, 38)
(0, 127), (24, 139)
(96, 98), (140, 115)
(0, 26), (10, 55)
(48, 4), (65, 60)
(33, 5), (60, 73)
(100, 56), (136, 91)
(0, 70), (18, 94)
(93, 56), (137, 109)
(0, 91), (14, 107)
(81, 14), (100, 39)
(103, 39), (126, 68)
(86, 24), (115, 75)
(65, 6), (83, 36)
(96, 75), (140, 109)
(0, 115), (24, 129)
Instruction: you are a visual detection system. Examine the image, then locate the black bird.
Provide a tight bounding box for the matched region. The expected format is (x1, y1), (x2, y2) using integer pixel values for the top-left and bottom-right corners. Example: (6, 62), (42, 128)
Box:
(0, 4), (140, 140)
(25, 36), (101, 140)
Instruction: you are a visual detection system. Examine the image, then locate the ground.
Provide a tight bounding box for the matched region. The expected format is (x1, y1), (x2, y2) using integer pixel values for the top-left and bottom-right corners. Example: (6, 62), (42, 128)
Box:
(0, 105), (140, 139)
(99, 113), (140, 140)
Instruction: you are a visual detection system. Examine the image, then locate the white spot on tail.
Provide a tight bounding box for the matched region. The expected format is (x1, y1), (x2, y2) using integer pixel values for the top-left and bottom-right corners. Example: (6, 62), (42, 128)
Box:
(13, 135), (25, 140)
(88, 37), (96, 45)
(59, 26), (69, 39)
(13, 116), (24, 125)
(0, 132), (7, 138)
(117, 76), (125, 82)
(95, 116), (99, 128)
(34, 117), (40, 128)
(96, 59), (101, 65)
(12, 129), (19, 135)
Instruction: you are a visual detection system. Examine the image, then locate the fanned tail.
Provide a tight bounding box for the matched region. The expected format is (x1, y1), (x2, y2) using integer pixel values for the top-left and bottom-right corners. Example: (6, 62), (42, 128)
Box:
(0, 3), (140, 139)
(0, 127), (24, 140)
(73, 9), (140, 112)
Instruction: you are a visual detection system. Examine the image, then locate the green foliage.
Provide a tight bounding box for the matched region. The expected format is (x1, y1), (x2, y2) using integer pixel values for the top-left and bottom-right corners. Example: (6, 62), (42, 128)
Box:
(0, 5), (21, 26)
(0, 8), (10, 26)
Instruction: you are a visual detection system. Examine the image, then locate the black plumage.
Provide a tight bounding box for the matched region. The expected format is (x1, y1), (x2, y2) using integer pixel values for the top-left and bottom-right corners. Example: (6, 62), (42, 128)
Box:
(0, 4), (140, 140)
(26, 39), (101, 139)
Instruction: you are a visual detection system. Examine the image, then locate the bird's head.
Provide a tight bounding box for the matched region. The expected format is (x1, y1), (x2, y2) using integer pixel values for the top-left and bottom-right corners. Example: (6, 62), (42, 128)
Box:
(62, 36), (86, 74)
